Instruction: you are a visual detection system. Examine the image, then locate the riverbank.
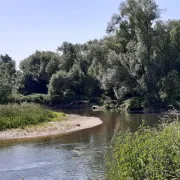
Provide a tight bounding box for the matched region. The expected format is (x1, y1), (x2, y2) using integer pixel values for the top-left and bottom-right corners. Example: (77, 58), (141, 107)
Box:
(0, 114), (103, 140)
(106, 121), (180, 179)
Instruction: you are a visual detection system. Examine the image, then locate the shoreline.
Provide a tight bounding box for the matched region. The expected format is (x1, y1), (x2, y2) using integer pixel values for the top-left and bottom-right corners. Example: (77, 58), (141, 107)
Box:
(0, 114), (103, 140)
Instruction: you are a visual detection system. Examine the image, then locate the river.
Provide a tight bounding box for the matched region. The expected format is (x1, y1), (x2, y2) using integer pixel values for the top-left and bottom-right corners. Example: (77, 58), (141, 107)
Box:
(0, 110), (162, 180)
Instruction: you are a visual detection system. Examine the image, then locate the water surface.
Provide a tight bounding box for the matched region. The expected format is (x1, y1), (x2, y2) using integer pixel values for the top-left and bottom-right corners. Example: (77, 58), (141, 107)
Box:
(0, 110), (161, 180)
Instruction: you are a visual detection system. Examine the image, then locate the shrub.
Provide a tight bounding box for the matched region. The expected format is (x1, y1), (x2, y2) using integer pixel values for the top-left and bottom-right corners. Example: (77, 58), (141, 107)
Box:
(106, 120), (180, 179)
(12, 94), (56, 105)
(160, 70), (180, 103)
(48, 71), (73, 97)
(13, 94), (47, 104)
(126, 97), (144, 111)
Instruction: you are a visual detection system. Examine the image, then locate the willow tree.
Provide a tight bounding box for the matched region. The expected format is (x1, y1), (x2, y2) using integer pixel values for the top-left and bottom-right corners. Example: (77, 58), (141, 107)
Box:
(105, 0), (161, 101)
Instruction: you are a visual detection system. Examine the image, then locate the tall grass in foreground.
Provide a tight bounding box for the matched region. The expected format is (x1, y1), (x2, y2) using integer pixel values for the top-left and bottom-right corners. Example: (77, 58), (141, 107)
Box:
(0, 103), (58, 130)
(106, 119), (180, 180)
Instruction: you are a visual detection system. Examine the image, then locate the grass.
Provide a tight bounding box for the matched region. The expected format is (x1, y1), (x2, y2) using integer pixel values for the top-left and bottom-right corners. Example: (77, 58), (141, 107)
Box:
(106, 118), (180, 180)
(0, 103), (66, 131)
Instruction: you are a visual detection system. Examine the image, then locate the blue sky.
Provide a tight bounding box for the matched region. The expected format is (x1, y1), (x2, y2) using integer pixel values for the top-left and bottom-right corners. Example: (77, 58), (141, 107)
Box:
(0, 0), (179, 67)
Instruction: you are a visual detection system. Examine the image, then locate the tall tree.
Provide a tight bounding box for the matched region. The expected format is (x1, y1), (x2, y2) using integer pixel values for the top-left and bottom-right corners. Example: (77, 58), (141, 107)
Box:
(20, 51), (61, 94)
(0, 54), (16, 103)
(105, 0), (161, 100)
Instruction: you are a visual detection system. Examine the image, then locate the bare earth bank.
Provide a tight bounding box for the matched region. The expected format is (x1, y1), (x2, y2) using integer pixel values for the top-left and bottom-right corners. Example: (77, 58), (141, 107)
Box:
(0, 114), (103, 140)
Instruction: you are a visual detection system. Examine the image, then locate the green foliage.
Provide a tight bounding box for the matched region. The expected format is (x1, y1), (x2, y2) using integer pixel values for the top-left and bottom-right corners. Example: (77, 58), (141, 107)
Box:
(160, 70), (180, 103)
(101, 0), (180, 108)
(125, 96), (162, 112)
(19, 51), (61, 94)
(106, 120), (180, 179)
(0, 82), (12, 104)
(57, 42), (82, 72)
(127, 97), (144, 111)
(0, 103), (62, 130)
(0, 54), (17, 104)
(2, 0), (180, 109)
(48, 65), (102, 98)
(105, 0), (161, 100)
(13, 94), (48, 104)
(48, 71), (73, 97)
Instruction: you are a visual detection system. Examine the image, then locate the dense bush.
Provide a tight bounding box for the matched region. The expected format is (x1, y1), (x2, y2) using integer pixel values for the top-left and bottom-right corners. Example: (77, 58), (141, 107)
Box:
(48, 71), (73, 97)
(13, 94), (47, 104)
(0, 103), (60, 130)
(127, 97), (144, 111)
(106, 120), (180, 179)
(13, 93), (100, 106)
(159, 70), (180, 104)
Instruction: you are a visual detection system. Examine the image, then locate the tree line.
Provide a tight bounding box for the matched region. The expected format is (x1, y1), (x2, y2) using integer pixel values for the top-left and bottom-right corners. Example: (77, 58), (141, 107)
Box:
(1, 0), (180, 110)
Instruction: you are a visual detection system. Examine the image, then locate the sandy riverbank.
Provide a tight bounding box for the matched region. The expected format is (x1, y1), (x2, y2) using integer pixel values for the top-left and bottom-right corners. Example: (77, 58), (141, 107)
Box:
(0, 114), (103, 140)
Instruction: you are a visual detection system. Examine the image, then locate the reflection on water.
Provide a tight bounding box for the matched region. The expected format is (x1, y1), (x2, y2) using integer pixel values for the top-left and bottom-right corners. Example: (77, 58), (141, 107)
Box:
(0, 110), (161, 180)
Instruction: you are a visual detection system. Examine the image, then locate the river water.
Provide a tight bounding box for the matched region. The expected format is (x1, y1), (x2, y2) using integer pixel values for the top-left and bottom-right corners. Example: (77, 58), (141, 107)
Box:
(0, 110), (162, 180)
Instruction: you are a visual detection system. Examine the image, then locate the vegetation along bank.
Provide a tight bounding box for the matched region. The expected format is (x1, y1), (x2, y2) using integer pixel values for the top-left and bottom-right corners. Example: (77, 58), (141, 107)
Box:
(106, 119), (180, 179)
